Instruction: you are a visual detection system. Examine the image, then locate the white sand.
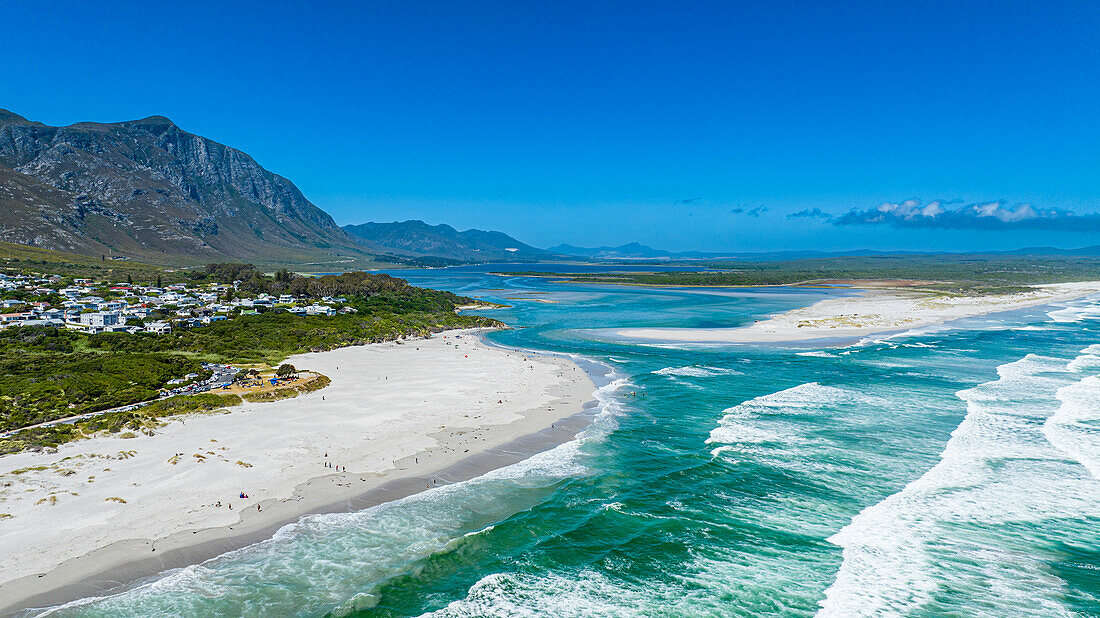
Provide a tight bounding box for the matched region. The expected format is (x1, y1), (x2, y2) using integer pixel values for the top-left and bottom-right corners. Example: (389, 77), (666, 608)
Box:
(0, 329), (594, 606)
(615, 282), (1100, 343)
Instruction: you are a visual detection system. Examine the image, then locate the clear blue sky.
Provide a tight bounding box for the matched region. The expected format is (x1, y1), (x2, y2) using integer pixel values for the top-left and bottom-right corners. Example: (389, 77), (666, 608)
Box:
(3, 0), (1100, 252)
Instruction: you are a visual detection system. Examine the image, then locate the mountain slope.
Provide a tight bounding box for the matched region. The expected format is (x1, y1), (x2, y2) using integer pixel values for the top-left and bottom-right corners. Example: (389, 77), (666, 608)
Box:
(344, 220), (551, 261)
(0, 110), (377, 266)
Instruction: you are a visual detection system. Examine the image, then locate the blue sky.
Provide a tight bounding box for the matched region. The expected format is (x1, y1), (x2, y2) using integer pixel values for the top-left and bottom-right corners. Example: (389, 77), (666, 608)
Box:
(3, 0), (1100, 252)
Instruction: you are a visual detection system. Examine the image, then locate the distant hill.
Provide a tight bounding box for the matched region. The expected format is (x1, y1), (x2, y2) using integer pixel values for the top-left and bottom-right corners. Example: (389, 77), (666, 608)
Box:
(994, 245), (1100, 256)
(548, 243), (679, 260)
(0, 109), (381, 267)
(548, 242), (754, 260)
(344, 220), (552, 262)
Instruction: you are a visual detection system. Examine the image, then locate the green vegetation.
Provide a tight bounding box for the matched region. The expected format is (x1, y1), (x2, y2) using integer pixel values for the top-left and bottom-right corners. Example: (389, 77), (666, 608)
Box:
(139, 393), (243, 416)
(0, 394), (241, 456)
(242, 374), (331, 403)
(0, 327), (207, 432)
(497, 255), (1100, 294)
(0, 266), (501, 452)
(83, 306), (493, 363)
(0, 240), (189, 284)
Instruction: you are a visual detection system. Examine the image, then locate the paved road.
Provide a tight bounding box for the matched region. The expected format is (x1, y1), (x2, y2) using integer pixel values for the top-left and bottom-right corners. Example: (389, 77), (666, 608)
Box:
(1, 363), (237, 439)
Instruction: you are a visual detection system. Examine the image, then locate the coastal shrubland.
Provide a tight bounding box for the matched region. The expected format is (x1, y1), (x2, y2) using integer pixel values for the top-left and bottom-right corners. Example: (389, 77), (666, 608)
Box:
(497, 254), (1100, 292)
(0, 264), (501, 446)
(82, 307), (494, 363)
(0, 330), (206, 432)
(0, 394), (243, 455)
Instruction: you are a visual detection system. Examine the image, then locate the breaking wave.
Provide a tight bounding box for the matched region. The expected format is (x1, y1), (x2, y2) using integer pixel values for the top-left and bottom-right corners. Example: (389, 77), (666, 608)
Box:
(652, 365), (743, 378)
(819, 352), (1100, 616)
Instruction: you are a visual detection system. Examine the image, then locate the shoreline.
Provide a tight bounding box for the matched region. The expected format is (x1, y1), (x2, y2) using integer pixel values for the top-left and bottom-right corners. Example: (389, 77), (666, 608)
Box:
(611, 282), (1100, 345)
(0, 330), (601, 616)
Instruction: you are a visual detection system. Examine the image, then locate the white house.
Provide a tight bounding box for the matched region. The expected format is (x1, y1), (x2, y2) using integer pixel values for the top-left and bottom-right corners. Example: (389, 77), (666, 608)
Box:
(145, 321), (172, 334)
(80, 312), (123, 327)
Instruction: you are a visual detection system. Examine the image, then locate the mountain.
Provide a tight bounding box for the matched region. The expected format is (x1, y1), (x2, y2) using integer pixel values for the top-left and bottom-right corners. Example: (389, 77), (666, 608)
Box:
(0, 109), (378, 266)
(548, 243), (681, 260)
(344, 220), (551, 262)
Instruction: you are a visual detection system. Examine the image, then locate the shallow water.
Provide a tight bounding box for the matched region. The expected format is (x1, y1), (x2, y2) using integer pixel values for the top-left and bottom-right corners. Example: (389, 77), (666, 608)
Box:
(43, 270), (1100, 617)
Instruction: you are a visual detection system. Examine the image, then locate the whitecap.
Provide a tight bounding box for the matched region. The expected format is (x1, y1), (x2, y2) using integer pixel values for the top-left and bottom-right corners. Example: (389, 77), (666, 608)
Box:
(706, 383), (872, 450)
(1044, 374), (1100, 479)
(40, 371), (633, 616)
(652, 365), (743, 378)
(818, 354), (1100, 617)
(1047, 301), (1100, 323)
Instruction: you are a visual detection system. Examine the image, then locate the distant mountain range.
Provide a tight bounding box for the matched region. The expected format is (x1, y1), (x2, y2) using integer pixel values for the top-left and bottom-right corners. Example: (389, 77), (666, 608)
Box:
(344, 220), (551, 262)
(2, 109), (1098, 268)
(0, 109), (375, 266)
(548, 242), (1100, 261)
(0, 109), (557, 267)
(547, 243), (681, 260)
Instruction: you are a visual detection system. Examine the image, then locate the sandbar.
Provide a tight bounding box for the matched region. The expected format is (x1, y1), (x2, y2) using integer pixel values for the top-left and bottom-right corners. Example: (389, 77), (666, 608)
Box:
(613, 282), (1100, 344)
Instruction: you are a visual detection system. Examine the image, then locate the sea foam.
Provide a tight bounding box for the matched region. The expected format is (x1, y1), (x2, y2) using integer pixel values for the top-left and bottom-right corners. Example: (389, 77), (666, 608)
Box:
(652, 365), (743, 378)
(818, 353), (1100, 617)
(41, 371), (631, 617)
(706, 383), (869, 453)
(1047, 301), (1100, 323)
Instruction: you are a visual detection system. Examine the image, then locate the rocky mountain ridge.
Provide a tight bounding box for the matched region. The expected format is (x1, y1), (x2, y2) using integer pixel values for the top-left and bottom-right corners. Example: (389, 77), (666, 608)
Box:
(343, 220), (552, 262)
(0, 110), (372, 265)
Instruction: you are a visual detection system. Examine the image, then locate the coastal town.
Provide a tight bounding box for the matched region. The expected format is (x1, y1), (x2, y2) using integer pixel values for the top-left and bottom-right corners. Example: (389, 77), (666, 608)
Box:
(0, 271), (357, 334)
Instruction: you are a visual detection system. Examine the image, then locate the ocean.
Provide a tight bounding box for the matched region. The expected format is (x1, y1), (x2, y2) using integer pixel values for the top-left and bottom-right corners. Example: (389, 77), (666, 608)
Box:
(43, 268), (1100, 616)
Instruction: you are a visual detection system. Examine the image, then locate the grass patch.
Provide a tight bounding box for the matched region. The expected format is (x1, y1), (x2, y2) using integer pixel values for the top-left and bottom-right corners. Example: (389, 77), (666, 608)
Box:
(242, 374), (331, 403)
(0, 394), (243, 456)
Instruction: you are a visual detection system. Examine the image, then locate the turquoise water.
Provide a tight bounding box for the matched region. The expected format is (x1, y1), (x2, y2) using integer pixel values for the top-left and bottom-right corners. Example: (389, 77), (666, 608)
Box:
(44, 270), (1100, 617)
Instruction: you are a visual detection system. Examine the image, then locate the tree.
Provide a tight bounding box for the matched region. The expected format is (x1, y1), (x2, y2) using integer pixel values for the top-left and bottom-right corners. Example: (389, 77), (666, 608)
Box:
(275, 364), (297, 378)
(126, 274), (133, 285)
(156, 274), (162, 287)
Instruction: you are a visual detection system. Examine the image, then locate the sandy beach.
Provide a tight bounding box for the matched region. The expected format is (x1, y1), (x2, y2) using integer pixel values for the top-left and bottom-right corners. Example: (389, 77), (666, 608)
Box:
(0, 330), (595, 613)
(614, 282), (1100, 344)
